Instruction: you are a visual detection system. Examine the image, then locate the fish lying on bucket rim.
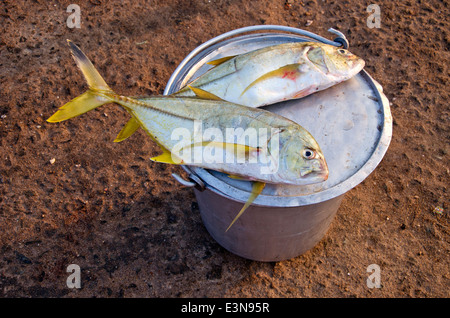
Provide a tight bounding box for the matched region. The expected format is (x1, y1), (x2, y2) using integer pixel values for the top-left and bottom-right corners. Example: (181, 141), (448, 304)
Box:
(47, 40), (329, 231)
(116, 41), (365, 142)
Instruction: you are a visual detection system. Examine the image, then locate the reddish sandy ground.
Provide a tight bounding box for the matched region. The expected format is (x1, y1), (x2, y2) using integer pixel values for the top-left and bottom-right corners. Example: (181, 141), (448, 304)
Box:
(0, 0), (448, 297)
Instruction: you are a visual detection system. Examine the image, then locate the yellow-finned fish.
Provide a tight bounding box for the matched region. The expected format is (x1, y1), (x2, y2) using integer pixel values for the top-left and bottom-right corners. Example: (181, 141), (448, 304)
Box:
(116, 41), (365, 142)
(178, 41), (365, 106)
(47, 41), (328, 231)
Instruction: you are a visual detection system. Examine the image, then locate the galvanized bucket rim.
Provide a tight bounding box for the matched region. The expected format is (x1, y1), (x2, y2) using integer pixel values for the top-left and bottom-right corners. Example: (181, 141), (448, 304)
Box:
(165, 25), (393, 207)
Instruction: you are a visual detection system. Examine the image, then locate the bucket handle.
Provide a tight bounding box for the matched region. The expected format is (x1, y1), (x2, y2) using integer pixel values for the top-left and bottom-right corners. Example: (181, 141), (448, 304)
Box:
(164, 25), (349, 95)
(172, 172), (206, 192)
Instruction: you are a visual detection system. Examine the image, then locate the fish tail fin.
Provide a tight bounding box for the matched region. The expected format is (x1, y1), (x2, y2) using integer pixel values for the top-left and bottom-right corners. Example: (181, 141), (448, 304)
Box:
(47, 40), (114, 123)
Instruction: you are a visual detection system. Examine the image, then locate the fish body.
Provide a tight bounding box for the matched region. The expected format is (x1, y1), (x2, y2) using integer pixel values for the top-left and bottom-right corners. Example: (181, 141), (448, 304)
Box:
(117, 42), (364, 142)
(174, 42), (365, 107)
(108, 95), (327, 185)
(47, 41), (329, 230)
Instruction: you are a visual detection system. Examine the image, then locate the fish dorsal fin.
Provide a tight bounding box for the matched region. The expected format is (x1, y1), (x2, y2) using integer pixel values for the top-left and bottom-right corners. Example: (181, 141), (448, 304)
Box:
(226, 181), (266, 232)
(240, 64), (303, 96)
(114, 117), (141, 142)
(206, 55), (237, 66)
(188, 86), (224, 101)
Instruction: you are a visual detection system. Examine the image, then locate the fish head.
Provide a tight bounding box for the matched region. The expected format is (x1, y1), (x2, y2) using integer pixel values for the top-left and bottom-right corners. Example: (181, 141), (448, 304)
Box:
(306, 43), (365, 80)
(276, 128), (328, 185)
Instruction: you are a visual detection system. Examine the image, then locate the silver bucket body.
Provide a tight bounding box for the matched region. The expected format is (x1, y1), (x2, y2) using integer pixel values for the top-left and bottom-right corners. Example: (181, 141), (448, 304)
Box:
(165, 26), (392, 262)
(195, 188), (344, 261)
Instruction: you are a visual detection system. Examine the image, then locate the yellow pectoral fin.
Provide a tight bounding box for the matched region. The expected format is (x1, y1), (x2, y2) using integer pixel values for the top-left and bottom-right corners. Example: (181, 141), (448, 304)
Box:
(206, 55), (237, 66)
(240, 63), (302, 96)
(226, 181), (266, 232)
(190, 141), (261, 162)
(204, 141), (258, 152)
(114, 117), (141, 142)
(223, 142), (260, 162)
(188, 86), (224, 101)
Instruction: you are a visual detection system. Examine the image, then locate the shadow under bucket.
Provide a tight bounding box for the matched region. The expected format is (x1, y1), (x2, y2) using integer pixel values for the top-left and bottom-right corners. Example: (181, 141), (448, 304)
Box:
(165, 26), (393, 262)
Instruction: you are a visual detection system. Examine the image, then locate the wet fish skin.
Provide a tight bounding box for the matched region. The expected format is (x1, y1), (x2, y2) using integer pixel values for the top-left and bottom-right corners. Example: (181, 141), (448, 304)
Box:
(117, 42), (364, 142)
(47, 40), (329, 230)
(48, 40), (328, 186)
(175, 41), (365, 107)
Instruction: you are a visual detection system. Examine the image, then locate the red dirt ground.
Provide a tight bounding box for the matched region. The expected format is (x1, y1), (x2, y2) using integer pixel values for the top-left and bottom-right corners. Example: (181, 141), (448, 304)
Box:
(0, 0), (448, 297)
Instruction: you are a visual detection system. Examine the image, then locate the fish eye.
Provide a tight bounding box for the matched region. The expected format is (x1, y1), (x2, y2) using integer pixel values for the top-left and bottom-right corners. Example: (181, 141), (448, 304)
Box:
(302, 149), (316, 159)
(338, 49), (347, 54)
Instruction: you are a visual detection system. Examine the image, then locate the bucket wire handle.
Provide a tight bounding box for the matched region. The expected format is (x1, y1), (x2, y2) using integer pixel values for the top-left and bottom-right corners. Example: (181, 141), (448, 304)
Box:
(172, 172), (206, 191)
(327, 28), (349, 49)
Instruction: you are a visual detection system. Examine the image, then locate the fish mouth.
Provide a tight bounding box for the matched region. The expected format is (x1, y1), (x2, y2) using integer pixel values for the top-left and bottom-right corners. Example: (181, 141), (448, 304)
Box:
(312, 165), (329, 181)
(298, 171), (328, 184)
(320, 161), (329, 181)
(348, 58), (366, 76)
(299, 161), (329, 182)
(328, 57), (365, 80)
(316, 169), (329, 181)
(314, 159), (329, 181)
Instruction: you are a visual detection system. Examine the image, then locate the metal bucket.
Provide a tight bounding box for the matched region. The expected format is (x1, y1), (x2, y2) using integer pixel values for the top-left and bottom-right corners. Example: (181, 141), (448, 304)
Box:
(165, 26), (392, 262)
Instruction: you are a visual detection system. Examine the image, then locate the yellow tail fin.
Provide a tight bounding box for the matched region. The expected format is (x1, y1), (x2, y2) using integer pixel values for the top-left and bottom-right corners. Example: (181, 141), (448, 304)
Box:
(47, 40), (113, 123)
(67, 40), (111, 91)
(47, 91), (109, 122)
